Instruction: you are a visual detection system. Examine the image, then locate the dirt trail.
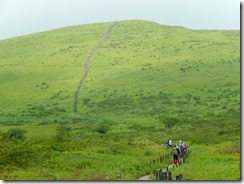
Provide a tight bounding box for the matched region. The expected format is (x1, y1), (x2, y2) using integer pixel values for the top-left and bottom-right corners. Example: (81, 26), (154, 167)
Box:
(73, 21), (119, 113)
(138, 163), (175, 180)
(138, 175), (150, 180)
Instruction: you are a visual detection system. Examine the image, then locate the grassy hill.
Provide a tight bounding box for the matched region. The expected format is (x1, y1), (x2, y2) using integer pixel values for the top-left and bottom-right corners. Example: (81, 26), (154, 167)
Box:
(0, 20), (240, 180)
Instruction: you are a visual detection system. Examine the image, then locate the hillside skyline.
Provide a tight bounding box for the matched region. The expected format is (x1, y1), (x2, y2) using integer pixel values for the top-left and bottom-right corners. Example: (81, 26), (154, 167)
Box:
(0, 18), (240, 42)
(0, 0), (240, 40)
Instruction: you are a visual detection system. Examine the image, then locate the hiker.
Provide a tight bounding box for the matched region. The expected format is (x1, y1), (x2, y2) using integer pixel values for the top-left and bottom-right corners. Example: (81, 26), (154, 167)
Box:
(168, 139), (173, 148)
(182, 142), (187, 152)
(178, 141), (184, 163)
(182, 142), (187, 159)
(176, 144), (181, 155)
(173, 145), (178, 165)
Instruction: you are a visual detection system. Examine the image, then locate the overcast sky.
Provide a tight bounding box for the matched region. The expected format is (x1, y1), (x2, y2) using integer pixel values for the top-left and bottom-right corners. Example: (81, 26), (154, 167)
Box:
(0, 0), (240, 40)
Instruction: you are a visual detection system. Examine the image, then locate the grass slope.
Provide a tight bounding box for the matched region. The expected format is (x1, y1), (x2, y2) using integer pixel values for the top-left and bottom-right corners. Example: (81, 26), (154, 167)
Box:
(0, 20), (240, 180)
(0, 20), (240, 125)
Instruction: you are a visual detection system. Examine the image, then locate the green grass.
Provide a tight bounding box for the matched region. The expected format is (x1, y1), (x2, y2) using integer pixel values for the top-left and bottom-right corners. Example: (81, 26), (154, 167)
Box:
(0, 20), (239, 125)
(170, 144), (240, 180)
(0, 20), (240, 180)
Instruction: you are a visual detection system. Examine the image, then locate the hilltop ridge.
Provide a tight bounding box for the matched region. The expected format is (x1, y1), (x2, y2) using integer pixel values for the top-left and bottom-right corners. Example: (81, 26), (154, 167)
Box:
(0, 19), (240, 42)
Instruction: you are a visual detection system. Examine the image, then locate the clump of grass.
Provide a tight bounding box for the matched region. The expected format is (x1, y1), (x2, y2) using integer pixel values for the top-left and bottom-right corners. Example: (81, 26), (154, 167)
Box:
(219, 142), (240, 155)
(89, 172), (106, 180)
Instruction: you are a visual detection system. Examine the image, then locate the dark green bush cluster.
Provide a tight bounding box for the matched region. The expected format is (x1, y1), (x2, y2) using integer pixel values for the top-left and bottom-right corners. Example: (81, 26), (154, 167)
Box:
(1, 128), (26, 141)
(95, 124), (110, 134)
(0, 128), (50, 169)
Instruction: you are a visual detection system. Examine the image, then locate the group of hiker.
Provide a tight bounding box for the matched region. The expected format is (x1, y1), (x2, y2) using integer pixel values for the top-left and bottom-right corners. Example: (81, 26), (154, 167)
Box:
(166, 139), (188, 165)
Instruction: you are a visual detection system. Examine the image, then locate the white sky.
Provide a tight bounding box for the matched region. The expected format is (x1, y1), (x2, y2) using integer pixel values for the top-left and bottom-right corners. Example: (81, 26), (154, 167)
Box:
(0, 0), (241, 40)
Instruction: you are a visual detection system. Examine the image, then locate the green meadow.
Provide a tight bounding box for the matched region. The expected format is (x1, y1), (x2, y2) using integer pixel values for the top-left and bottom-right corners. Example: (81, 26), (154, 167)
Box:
(0, 20), (240, 180)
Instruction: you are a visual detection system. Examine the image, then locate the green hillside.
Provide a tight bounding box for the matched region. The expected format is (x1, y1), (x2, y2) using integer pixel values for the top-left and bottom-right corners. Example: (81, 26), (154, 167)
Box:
(0, 20), (240, 180)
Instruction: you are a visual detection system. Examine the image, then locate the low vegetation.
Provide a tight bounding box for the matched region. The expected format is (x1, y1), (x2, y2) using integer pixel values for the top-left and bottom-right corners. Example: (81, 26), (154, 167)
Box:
(0, 20), (240, 180)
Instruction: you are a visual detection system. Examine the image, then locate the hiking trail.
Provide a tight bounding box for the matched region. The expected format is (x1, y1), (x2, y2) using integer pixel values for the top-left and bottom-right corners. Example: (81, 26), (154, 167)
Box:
(138, 163), (175, 180)
(73, 21), (119, 113)
(138, 148), (191, 180)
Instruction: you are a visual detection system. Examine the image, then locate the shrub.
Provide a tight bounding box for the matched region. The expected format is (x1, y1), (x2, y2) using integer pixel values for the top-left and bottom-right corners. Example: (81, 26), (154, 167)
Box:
(0, 140), (51, 169)
(56, 125), (72, 141)
(95, 124), (110, 134)
(1, 128), (26, 141)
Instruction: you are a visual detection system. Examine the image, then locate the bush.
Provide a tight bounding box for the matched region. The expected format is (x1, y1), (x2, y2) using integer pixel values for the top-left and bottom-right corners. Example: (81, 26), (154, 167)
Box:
(0, 140), (51, 169)
(56, 125), (72, 141)
(1, 128), (26, 141)
(95, 124), (110, 134)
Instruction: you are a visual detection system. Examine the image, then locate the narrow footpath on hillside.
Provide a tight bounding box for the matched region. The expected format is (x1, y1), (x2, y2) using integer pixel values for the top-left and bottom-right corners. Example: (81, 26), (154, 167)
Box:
(73, 21), (119, 113)
(138, 146), (190, 181)
(138, 163), (175, 180)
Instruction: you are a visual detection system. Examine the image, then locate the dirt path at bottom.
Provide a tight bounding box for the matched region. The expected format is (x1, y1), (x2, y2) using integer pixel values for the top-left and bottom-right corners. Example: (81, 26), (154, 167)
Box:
(138, 175), (150, 180)
(138, 164), (175, 180)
